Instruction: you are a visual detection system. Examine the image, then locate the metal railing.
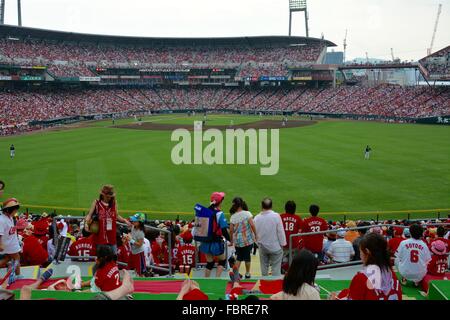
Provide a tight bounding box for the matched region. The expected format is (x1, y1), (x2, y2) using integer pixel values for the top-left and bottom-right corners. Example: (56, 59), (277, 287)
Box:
(288, 222), (450, 267)
(51, 216), (174, 277)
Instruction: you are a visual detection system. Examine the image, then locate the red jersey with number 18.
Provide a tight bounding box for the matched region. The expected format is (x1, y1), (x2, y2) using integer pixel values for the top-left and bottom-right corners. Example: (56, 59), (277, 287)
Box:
(280, 213), (302, 249)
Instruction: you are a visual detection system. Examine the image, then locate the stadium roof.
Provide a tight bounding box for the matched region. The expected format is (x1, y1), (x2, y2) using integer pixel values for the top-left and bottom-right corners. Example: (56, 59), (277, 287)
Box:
(0, 24), (336, 47)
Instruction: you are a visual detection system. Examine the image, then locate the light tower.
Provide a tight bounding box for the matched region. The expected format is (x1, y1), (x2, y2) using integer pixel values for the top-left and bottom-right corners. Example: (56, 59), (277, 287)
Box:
(289, 0), (309, 37)
(0, 0), (23, 26)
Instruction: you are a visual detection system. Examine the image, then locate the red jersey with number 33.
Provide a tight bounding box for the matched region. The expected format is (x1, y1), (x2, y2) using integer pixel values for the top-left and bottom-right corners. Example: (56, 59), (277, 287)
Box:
(301, 217), (328, 253)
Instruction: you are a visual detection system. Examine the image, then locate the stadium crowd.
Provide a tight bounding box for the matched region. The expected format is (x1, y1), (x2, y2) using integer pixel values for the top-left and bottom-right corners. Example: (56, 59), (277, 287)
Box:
(419, 46), (450, 78)
(0, 181), (449, 300)
(1, 85), (449, 135)
(0, 38), (324, 76)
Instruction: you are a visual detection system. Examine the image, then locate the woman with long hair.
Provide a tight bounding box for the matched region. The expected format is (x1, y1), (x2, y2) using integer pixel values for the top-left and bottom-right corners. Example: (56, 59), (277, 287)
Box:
(229, 197), (257, 280)
(271, 249), (320, 300)
(85, 185), (131, 253)
(331, 233), (402, 300)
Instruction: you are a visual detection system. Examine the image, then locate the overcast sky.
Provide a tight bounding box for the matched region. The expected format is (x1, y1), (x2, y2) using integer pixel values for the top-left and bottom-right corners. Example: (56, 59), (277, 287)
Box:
(3, 0), (449, 61)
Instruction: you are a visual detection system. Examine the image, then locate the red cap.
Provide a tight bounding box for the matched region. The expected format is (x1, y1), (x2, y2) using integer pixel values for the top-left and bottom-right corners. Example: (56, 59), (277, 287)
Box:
(15, 218), (29, 230)
(393, 227), (403, 237)
(210, 192), (225, 205)
(183, 288), (209, 300)
(181, 231), (193, 243)
(33, 220), (49, 236)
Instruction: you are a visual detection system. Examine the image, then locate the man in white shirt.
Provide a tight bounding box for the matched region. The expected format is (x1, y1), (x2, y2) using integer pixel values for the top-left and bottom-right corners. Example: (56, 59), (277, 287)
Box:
(395, 223), (431, 285)
(254, 198), (286, 277)
(326, 228), (355, 263)
(0, 198), (22, 283)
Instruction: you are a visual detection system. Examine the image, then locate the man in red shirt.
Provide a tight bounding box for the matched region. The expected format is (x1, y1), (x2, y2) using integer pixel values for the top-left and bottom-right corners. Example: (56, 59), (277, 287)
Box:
(388, 226), (404, 263)
(178, 231), (196, 274)
(280, 200), (302, 250)
(280, 200), (302, 272)
(301, 204), (328, 260)
(67, 229), (96, 261)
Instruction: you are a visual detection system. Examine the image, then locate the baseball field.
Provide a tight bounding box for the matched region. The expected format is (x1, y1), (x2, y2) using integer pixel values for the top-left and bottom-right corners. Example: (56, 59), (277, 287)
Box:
(0, 114), (449, 221)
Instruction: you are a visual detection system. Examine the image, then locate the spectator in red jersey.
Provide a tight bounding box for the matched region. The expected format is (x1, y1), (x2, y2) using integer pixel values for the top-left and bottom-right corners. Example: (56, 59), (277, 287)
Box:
(177, 231), (196, 275)
(84, 185), (131, 254)
(116, 231), (131, 270)
(151, 229), (170, 267)
(421, 240), (450, 294)
(21, 223), (49, 267)
(301, 204), (328, 261)
(429, 226), (450, 253)
(280, 200), (302, 258)
(387, 226), (405, 264)
(81, 245), (122, 292)
(331, 233), (402, 300)
(32, 214), (50, 251)
(67, 228), (96, 261)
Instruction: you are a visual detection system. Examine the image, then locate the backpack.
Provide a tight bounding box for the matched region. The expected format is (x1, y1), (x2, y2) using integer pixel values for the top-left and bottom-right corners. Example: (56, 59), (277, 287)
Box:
(193, 203), (223, 242)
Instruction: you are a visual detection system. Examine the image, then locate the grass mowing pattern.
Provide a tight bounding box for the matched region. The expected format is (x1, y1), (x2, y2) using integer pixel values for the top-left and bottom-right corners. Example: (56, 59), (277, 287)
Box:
(0, 115), (449, 221)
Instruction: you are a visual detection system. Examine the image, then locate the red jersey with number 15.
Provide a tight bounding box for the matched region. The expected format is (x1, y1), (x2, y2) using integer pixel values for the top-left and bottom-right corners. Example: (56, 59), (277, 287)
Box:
(427, 255), (448, 276)
(301, 216), (328, 253)
(178, 244), (196, 266)
(280, 213), (302, 249)
(68, 236), (96, 260)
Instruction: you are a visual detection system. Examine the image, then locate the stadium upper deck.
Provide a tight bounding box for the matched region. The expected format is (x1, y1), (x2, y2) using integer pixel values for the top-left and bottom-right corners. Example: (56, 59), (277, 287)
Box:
(0, 25), (335, 71)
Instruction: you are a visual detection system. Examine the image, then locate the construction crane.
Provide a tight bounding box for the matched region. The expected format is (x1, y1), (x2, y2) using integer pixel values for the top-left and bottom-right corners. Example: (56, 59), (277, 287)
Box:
(343, 29), (348, 64)
(428, 3), (442, 55)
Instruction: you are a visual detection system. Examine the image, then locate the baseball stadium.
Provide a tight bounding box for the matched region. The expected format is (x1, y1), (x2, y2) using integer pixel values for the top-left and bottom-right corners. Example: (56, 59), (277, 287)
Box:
(0, 0), (449, 305)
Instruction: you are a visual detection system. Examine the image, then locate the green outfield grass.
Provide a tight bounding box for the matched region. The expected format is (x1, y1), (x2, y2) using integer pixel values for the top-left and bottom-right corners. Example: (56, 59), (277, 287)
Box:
(0, 115), (449, 221)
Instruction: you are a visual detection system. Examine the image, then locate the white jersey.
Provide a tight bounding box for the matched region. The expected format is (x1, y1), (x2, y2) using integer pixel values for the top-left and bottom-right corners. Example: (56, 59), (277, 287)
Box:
(0, 213), (21, 254)
(395, 238), (431, 282)
(143, 238), (153, 267)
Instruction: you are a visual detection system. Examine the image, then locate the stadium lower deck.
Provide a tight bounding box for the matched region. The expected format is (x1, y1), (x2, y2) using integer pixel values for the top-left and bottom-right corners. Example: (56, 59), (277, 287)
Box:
(1, 257), (449, 300)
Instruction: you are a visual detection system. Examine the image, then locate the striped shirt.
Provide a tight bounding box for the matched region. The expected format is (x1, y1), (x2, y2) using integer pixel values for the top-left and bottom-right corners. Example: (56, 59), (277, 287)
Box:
(327, 238), (355, 263)
(230, 210), (254, 248)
